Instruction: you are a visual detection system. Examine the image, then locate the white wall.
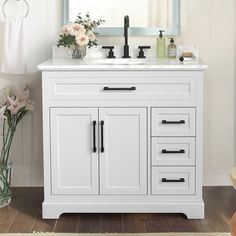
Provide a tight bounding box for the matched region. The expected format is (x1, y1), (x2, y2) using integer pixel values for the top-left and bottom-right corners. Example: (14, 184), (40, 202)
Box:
(234, 0), (236, 166)
(179, 0), (234, 186)
(0, 0), (234, 186)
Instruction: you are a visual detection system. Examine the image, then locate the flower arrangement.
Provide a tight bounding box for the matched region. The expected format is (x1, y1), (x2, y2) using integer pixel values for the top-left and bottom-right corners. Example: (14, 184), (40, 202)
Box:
(0, 84), (33, 207)
(57, 13), (105, 49)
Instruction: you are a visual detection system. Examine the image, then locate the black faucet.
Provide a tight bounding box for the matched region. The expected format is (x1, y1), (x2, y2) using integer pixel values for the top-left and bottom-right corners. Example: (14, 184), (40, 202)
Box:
(123, 15), (131, 58)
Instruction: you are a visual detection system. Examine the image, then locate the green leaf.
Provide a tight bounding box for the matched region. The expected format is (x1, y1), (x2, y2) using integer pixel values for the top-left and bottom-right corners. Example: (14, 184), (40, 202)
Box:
(16, 108), (28, 125)
(57, 34), (76, 48)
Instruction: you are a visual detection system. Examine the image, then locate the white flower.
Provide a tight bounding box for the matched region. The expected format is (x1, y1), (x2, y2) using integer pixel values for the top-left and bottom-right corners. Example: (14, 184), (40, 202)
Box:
(0, 106), (7, 122)
(67, 23), (86, 36)
(25, 100), (34, 112)
(7, 97), (26, 115)
(60, 24), (70, 35)
(18, 88), (29, 102)
(76, 34), (89, 46)
(0, 88), (8, 106)
(87, 31), (96, 42)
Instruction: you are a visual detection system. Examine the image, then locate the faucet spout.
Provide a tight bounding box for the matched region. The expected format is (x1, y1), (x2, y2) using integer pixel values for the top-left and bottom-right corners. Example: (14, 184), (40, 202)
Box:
(123, 15), (131, 58)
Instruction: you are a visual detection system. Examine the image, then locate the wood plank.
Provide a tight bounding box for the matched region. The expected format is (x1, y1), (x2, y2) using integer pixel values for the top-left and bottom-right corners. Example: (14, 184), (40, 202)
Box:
(166, 214), (193, 232)
(146, 213), (170, 232)
(217, 186), (236, 217)
(1, 187), (235, 233)
(54, 214), (79, 233)
(76, 213), (100, 233)
(123, 213), (149, 233)
(190, 187), (230, 232)
(146, 213), (193, 232)
(0, 188), (34, 233)
(100, 213), (123, 233)
(31, 209), (56, 232)
(7, 188), (42, 233)
(123, 214), (138, 233)
(0, 205), (18, 233)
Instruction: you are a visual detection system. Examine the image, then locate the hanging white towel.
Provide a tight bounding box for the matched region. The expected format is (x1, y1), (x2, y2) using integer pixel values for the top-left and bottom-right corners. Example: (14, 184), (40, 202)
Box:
(0, 17), (27, 75)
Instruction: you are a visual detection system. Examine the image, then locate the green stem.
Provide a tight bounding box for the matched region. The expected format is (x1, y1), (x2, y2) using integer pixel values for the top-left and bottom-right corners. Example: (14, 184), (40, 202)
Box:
(0, 172), (11, 203)
(1, 127), (12, 164)
(3, 119), (5, 145)
(3, 129), (15, 166)
(0, 125), (11, 165)
(1, 120), (6, 162)
(1, 116), (17, 166)
(1, 110), (27, 167)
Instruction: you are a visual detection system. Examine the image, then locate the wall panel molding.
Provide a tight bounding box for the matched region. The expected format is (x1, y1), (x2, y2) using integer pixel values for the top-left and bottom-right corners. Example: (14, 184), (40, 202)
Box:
(0, 0), (233, 188)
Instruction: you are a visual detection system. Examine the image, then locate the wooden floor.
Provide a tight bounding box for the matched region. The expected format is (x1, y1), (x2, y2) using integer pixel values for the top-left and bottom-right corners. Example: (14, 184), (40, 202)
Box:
(0, 187), (235, 233)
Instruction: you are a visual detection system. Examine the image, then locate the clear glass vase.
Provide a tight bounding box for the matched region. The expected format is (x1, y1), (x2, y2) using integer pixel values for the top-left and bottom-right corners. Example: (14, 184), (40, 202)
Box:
(72, 45), (87, 59)
(0, 162), (12, 208)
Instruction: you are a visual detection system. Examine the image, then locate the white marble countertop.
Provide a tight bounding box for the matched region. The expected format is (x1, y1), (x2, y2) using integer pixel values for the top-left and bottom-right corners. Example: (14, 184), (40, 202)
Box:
(38, 58), (208, 71)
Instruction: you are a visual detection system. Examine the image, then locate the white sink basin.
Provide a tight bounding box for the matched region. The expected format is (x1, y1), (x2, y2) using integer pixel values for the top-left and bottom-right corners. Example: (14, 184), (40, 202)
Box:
(93, 58), (147, 65)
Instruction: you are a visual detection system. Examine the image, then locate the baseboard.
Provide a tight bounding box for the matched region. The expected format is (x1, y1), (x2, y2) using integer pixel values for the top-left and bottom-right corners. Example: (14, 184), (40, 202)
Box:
(11, 168), (233, 187)
(12, 168), (43, 187)
(203, 170), (232, 186)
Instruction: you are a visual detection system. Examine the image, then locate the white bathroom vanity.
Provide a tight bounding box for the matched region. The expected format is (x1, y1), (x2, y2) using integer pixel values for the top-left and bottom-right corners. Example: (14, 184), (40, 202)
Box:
(38, 58), (207, 219)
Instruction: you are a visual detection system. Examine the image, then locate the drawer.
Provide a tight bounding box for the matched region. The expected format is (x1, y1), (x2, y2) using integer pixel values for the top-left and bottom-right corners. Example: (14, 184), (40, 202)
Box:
(151, 167), (195, 195)
(45, 73), (196, 102)
(151, 108), (195, 136)
(151, 137), (195, 166)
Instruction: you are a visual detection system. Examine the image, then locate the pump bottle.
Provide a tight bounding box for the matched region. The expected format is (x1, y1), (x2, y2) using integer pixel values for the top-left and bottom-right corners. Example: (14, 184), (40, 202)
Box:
(168, 38), (177, 59)
(156, 30), (166, 58)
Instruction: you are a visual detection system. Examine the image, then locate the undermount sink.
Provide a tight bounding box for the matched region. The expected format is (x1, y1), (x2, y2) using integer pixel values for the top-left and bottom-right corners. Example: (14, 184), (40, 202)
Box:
(93, 58), (147, 65)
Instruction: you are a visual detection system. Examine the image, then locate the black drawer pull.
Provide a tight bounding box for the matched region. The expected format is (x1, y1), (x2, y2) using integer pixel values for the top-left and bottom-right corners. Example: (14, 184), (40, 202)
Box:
(162, 149), (185, 154)
(101, 121), (105, 153)
(162, 178), (185, 183)
(92, 121), (97, 153)
(162, 120), (185, 124)
(103, 87), (136, 91)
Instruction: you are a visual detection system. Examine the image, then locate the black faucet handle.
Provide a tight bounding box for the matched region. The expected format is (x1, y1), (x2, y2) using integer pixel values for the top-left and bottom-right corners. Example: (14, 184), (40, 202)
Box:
(102, 46), (116, 58)
(139, 46), (151, 50)
(137, 46), (151, 58)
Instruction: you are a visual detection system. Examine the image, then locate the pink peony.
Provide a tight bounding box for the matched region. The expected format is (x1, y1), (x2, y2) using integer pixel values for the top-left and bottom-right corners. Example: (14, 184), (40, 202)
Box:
(60, 24), (70, 35)
(67, 23), (86, 36)
(76, 34), (89, 46)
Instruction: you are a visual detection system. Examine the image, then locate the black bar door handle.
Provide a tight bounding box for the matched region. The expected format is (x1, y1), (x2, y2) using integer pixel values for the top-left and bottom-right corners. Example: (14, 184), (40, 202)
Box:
(162, 178), (185, 183)
(101, 121), (104, 153)
(92, 121), (97, 153)
(103, 87), (136, 91)
(162, 120), (185, 124)
(162, 149), (185, 154)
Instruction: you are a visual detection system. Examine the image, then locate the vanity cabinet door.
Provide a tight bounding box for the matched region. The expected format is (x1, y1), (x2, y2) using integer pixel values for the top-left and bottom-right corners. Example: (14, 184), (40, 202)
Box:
(99, 108), (147, 195)
(50, 108), (99, 195)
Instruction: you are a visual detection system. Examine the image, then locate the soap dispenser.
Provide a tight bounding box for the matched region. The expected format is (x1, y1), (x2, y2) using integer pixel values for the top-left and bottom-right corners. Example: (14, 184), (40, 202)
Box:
(168, 38), (177, 59)
(156, 30), (166, 58)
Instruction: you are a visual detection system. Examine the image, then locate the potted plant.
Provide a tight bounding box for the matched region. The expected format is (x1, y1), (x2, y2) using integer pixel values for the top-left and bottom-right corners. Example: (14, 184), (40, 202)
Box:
(0, 84), (33, 208)
(57, 13), (105, 59)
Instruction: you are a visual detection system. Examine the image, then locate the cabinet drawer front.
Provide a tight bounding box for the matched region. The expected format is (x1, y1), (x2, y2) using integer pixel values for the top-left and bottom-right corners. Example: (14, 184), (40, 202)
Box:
(151, 108), (196, 136)
(47, 76), (196, 102)
(152, 137), (196, 166)
(152, 167), (195, 195)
